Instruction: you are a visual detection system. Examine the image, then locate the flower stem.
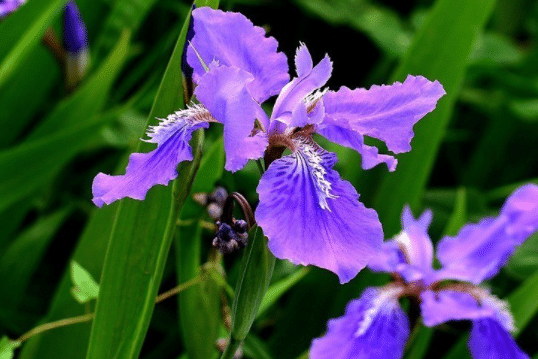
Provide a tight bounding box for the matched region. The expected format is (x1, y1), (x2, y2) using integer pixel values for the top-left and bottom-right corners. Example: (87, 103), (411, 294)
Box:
(220, 336), (242, 359)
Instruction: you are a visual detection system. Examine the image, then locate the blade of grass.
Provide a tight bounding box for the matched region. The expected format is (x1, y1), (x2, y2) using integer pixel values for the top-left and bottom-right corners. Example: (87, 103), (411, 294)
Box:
(372, 0), (498, 236)
(0, 0), (68, 88)
(85, 4), (205, 358)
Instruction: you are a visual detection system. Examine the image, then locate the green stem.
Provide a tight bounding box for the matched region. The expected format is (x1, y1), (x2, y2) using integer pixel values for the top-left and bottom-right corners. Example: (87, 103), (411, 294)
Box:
(220, 336), (242, 359)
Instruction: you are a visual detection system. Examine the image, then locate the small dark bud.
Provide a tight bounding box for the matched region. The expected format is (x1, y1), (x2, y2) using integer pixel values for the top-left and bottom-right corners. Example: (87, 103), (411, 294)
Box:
(209, 187), (228, 206)
(213, 219), (249, 254)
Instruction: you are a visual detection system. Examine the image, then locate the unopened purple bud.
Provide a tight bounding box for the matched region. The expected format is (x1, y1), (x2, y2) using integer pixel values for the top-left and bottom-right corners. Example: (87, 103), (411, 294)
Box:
(213, 219), (249, 254)
(62, 1), (88, 54)
(63, 1), (89, 90)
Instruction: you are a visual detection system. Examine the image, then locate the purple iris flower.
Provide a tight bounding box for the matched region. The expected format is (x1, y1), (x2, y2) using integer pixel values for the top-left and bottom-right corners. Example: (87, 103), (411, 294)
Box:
(0, 0), (27, 18)
(92, 7), (445, 283)
(310, 184), (538, 358)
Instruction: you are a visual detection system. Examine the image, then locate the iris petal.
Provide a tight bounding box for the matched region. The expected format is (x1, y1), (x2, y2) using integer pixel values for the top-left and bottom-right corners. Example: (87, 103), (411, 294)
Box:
(469, 318), (530, 359)
(322, 75), (445, 154)
(195, 66), (268, 172)
(255, 142), (382, 283)
(187, 7), (289, 103)
(435, 184), (538, 284)
(271, 44), (332, 121)
(310, 288), (409, 359)
(92, 117), (208, 207)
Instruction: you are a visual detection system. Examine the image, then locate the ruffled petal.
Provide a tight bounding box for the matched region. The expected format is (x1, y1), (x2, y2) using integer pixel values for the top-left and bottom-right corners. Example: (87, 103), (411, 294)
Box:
(316, 117), (397, 171)
(421, 289), (515, 330)
(421, 290), (495, 327)
(322, 75), (445, 154)
(255, 141), (383, 283)
(92, 112), (209, 207)
(310, 288), (409, 359)
(195, 66), (268, 172)
(435, 184), (538, 284)
(271, 44), (332, 122)
(469, 319), (530, 359)
(187, 7), (289, 103)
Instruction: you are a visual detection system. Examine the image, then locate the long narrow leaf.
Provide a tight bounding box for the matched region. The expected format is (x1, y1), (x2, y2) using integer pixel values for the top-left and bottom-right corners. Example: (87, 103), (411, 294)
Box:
(85, 5), (205, 358)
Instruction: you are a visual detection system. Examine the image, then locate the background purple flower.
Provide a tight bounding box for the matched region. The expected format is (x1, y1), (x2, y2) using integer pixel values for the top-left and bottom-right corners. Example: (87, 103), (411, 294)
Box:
(311, 184), (538, 358)
(0, 0), (26, 18)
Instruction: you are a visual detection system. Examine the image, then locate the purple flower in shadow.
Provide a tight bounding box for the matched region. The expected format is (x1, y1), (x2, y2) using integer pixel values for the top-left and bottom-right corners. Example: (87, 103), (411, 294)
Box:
(310, 184), (538, 358)
(92, 7), (445, 283)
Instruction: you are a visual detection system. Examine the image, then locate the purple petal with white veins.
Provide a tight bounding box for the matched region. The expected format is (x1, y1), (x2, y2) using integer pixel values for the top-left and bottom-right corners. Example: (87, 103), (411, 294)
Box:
(469, 319), (530, 359)
(271, 44), (332, 122)
(92, 117), (208, 207)
(255, 141), (382, 283)
(310, 288), (409, 359)
(435, 184), (538, 284)
(322, 75), (445, 154)
(316, 117), (398, 171)
(195, 66), (268, 172)
(187, 7), (289, 103)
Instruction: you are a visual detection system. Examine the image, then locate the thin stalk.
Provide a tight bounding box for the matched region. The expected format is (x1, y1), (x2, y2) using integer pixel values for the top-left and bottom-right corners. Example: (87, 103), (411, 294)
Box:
(220, 337), (241, 359)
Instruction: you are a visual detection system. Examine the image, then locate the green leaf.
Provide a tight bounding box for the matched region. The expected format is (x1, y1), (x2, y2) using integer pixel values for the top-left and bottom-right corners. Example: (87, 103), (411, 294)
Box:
(230, 226), (276, 341)
(443, 187), (467, 236)
(18, 204), (119, 359)
(0, 0), (68, 89)
(176, 222), (221, 359)
(404, 326), (433, 359)
(506, 232), (538, 280)
(0, 336), (18, 359)
(243, 334), (274, 359)
(94, 0), (160, 59)
(27, 30), (131, 140)
(0, 108), (123, 213)
(372, 0), (498, 236)
(257, 267), (310, 318)
(85, 5), (205, 358)
(0, 209), (70, 309)
(294, 0), (411, 57)
(70, 261), (100, 304)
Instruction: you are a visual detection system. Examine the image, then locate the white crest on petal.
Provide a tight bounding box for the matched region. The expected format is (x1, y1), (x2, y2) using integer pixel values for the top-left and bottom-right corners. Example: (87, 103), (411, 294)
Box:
(468, 287), (516, 332)
(294, 138), (338, 210)
(354, 287), (403, 337)
(304, 87), (329, 112)
(144, 104), (216, 144)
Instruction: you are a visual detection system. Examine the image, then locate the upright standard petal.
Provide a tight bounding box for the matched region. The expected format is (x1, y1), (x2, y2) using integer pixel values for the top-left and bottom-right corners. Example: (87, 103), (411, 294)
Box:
(271, 44), (332, 121)
(255, 140), (382, 283)
(310, 288), (409, 359)
(469, 319), (530, 359)
(92, 109), (210, 207)
(187, 7), (289, 103)
(435, 184), (538, 284)
(195, 66), (268, 172)
(322, 75), (445, 154)
(396, 207), (434, 275)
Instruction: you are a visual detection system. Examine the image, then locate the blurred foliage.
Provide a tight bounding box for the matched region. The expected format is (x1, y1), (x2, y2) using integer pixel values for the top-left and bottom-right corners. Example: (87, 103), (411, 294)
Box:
(0, 0), (537, 358)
